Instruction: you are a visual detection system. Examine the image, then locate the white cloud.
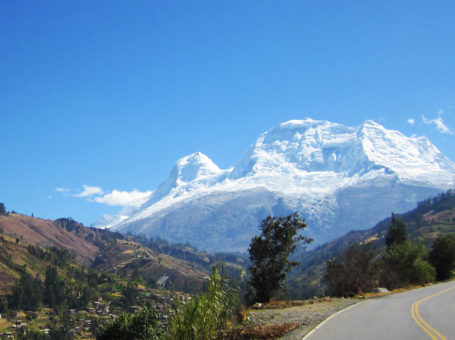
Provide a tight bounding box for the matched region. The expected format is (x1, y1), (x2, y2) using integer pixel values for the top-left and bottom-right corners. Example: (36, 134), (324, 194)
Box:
(94, 189), (153, 207)
(422, 115), (452, 134)
(74, 185), (104, 198)
(55, 187), (70, 193)
(407, 118), (415, 125)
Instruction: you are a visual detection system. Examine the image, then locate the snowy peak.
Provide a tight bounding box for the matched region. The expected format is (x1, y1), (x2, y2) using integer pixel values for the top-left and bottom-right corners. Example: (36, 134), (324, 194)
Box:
(230, 119), (455, 186)
(359, 121), (455, 185)
(135, 152), (227, 212)
(171, 152), (223, 184)
(232, 119), (370, 177)
(100, 118), (455, 252)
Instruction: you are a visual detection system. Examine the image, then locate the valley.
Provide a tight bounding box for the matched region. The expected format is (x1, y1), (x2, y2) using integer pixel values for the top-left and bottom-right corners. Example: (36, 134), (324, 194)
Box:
(1, 189), (455, 338)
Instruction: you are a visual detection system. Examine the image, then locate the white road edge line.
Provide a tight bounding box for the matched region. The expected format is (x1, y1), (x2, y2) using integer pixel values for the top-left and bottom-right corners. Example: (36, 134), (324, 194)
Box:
(301, 300), (371, 340)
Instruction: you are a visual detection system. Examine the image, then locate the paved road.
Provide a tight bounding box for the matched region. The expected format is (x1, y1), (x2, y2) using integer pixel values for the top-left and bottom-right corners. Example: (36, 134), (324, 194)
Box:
(304, 281), (455, 340)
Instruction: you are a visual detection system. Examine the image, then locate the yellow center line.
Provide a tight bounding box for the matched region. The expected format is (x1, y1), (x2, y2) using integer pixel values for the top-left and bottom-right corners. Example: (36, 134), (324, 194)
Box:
(410, 285), (455, 340)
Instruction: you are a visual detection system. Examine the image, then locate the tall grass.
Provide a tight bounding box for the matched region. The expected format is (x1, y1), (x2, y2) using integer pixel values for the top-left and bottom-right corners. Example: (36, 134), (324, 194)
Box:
(166, 267), (239, 340)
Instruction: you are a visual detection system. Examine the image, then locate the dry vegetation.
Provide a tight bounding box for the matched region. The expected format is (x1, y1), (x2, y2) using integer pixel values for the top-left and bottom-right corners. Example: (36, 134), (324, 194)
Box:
(221, 297), (361, 339)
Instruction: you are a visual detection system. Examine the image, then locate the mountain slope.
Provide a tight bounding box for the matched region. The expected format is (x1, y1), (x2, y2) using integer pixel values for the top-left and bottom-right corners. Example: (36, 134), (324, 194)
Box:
(0, 214), (100, 264)
(288, 190), (455, 298)
(98, 119), (455, 252)
(0, 213), (236, 293)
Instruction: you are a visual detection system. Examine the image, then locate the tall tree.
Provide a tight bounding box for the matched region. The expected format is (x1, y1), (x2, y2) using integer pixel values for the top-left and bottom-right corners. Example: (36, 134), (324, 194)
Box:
(0, 202), (6, 215)
(10, 272), (42, 310)
(430, 234), (455, 281)
(385, 214), (407, 248)
(248, 213), (312, 303)
(44, 266), (65, 309)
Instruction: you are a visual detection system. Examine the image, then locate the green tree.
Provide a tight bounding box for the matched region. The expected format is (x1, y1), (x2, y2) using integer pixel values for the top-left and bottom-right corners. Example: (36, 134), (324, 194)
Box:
(97, 306), (161, 340)
(0, 297), (8, 313)
(325, 242), (378, 297)
(381, 241), (435, 288)
(122, 281), (138, 307)
(44, 266), (65, 309)
(10, 272), (42, 310)
(248, 213), (312, 303)
(430, 234), (455, 281)
(385, 214), (407, 248)
(0, 202), (6, 215)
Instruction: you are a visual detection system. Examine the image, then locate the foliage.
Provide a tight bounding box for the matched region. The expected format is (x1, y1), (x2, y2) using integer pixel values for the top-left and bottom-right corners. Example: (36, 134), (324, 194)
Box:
(430, 234), (455, 281)
(325, 242), (378, 297)
(381, 241), (435, 288)
(17, 328), (50, 339)
(9, 272), (43, 310)
(166, 267), (239, 340)
(122, 281), (139, 307)
(248, 213), (312, 303)
(97, 306), (161, 340)
(0, 297), (8, 313)
(385, 214), (407, 248)
(416, 189), (455, 214)
(0, 202), (6, 215)
(17, 327), (74, 340)
(44, 266), (65, 309)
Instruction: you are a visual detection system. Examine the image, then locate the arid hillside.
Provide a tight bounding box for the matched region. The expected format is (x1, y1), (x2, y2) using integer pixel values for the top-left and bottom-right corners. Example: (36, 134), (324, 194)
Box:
(0, 213), (245, 295)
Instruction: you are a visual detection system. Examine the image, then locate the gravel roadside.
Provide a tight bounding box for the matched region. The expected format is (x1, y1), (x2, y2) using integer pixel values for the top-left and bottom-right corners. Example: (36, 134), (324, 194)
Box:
(243, 298), (362, 339)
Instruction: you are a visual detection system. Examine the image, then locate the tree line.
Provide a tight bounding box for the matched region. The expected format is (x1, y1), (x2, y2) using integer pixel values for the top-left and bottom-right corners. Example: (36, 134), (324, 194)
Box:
(325, 214), (455, 296)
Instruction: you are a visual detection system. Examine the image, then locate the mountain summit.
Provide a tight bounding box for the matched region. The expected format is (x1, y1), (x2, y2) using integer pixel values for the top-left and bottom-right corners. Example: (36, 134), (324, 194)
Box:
(95, 119), (455, 252)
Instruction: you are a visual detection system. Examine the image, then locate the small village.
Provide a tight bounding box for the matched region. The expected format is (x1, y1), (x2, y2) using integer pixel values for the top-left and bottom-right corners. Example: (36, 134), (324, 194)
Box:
(0, 289), (190, 339)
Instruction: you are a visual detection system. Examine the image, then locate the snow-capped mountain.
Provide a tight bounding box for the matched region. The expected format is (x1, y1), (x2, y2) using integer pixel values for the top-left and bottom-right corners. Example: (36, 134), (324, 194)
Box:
(94, 119), (455, 252)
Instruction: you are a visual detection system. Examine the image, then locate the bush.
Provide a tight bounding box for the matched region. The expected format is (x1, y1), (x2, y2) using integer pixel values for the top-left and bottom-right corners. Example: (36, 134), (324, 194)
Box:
(430, 234), (455, 281)
(381, 241), (435, 289)
(166, 268), (238, 340)
(325, 242), (378, 297)
(97, 306), (161, 340)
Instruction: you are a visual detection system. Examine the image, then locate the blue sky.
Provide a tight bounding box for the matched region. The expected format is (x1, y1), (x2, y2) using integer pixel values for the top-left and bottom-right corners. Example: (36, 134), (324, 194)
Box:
(1, 1), (454, 225)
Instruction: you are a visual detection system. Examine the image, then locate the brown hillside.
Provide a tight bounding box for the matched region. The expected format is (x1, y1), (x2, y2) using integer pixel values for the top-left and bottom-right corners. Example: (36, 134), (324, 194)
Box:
(0, 214), (214, 294)
(0, 214), (99, 264)
(422, 207), (455, 224)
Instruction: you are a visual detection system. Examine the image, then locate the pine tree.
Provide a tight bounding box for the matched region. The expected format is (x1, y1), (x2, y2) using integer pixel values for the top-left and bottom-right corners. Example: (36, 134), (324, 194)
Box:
(385, 214), (407, 248)
(44, 266), (65, 308)
(0, 202), (6, 215)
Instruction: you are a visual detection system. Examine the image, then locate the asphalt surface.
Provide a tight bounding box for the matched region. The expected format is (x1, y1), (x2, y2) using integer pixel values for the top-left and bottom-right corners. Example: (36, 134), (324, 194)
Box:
(303, 280), (455, 340)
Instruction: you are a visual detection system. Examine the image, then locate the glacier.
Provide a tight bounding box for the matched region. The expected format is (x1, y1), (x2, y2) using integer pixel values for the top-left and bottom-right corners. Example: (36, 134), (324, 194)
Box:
(93, 119), (455, 252)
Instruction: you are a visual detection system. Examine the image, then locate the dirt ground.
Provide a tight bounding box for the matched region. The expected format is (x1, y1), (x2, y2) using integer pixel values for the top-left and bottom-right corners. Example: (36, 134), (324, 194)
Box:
(225, 297), (362, 339)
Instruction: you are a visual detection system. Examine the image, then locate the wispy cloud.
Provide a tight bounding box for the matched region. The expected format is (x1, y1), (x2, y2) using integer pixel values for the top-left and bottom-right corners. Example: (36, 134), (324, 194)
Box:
(422, 115), (452, 134)
(94, 189), (153, 207)
(407, 118), (415, 125)
(73, 185), (104, 198)
(55, 187), (70, 193)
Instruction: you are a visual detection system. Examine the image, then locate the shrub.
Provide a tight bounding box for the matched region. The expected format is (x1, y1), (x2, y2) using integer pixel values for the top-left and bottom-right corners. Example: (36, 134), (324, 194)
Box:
(325, 242), (378, 297)
(166, 268), (238, 340)
(97, 306), (161, 340)
(430, 234), (455, 281)
(381, 241), (435, 288)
